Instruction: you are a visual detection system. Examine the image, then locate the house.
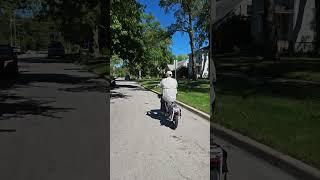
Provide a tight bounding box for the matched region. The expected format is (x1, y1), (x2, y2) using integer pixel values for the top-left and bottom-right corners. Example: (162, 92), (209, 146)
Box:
(188, 46), (209, 79)
(251, 0), (318, 54)
(212, 0), (253, 53)
(165, 60), (189, 78)
(215, 0), (252, 27)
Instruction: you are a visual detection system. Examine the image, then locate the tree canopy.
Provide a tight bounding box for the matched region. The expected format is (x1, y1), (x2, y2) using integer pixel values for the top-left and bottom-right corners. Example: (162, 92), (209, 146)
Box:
(111, 0), (174, 77)
(159, 0), (209, 80)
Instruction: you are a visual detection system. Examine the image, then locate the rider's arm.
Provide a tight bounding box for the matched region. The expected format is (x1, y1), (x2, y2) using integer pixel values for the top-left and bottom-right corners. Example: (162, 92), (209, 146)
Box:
(159, 80), (163, 94)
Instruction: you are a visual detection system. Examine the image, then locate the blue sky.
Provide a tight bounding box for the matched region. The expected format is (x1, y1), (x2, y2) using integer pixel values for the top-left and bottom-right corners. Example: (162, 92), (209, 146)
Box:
(137, 0), (191, 56)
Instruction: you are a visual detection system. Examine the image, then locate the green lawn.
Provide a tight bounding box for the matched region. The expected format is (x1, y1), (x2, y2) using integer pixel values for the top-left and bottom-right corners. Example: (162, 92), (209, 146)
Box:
(81, 59), (109, 76)
(64, 54), (109, 76)
(213, 73), (320, 168)
(139, 78), (210, 114)
(216, 58), (320, 82)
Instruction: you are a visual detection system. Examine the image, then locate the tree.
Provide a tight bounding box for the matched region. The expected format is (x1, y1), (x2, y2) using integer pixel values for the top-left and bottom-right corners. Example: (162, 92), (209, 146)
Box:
(111, 1), (174, 77)
(140, 13), (174, 76)
(159, 0), (208, 80)
(111, 0), (144, 76)
(263, 0), (277, 59)
(210, 0), (217, 115)
(175, 54), (188, 61)
(39, 0), (108, 57)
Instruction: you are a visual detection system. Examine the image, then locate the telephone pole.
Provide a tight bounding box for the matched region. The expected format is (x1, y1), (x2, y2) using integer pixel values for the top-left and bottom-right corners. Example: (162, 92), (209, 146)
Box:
(10, 12), (13, 46)
(13, 12), (17, 46)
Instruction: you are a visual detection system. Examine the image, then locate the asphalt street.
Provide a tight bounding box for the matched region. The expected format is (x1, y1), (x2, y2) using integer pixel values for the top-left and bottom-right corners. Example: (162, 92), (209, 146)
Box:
(110, 80), (300, 180)
(0, 56), (108, 180)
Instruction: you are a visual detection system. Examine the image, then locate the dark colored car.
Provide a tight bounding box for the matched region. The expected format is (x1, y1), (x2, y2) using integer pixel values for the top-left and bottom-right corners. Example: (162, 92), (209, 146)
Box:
(125, 74), (130, 81)
(48, 41), (65, 58)
(0, 44), (18, 77)
(111, 77), (116, 87)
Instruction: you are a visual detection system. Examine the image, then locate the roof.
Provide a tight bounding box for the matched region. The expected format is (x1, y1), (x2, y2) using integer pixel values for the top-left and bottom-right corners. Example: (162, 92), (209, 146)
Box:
(188, 46), (209, 56)
(215, 0), (247, 25)
(166, 60), (188, 71)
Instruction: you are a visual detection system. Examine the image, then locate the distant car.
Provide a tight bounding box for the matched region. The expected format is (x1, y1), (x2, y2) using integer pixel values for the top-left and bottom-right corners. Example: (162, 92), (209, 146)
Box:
(111, 76), (116, 88)
(125, 74), (130, 81)
(0, 44), (18, 77)
(48, 41), (65, 58)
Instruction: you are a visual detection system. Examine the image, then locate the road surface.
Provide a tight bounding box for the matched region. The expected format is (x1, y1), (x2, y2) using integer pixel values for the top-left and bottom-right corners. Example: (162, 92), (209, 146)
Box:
(0, 56), (108, 180)
(111, 80), (300, 180)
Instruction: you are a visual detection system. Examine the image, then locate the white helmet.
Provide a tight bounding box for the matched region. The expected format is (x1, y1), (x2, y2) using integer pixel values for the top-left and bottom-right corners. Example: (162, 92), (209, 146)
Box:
(166, 71), (172, 76)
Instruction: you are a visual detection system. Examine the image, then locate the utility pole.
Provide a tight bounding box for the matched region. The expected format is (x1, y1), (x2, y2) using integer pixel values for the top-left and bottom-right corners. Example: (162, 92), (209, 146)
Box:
(174, 59), (177, 79)
(10, 12), (13, 46)
(13, 12), (16, 46)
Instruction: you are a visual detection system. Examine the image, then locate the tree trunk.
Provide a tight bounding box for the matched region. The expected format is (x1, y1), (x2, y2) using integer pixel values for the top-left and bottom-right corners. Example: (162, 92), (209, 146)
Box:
(92, 25), (100, 58)
(99, 0), (109, 55)
(210, 0), (217, 115)
(200, 53), (207, 78)
(188, 13), (197, 80)
(263, 0), (276, 59)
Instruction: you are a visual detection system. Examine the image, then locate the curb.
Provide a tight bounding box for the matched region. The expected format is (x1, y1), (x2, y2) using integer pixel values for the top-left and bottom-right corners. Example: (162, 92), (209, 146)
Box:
(141, 83), (320, 180)
(140, 85), (210, 120)
(212, 123), (320, 180)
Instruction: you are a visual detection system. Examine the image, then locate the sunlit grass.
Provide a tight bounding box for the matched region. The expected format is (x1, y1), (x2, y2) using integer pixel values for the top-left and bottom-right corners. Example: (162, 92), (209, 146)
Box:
(139, 78), (210, 114)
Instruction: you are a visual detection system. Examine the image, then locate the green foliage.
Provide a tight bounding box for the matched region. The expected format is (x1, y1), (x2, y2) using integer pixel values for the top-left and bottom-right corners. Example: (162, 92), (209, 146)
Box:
(140, 13), (174, 76)
(111, 1), (174, 77)
(159, 0), (209, 80)
(111, 0), (144, 68)
(175, 54), (189, 61)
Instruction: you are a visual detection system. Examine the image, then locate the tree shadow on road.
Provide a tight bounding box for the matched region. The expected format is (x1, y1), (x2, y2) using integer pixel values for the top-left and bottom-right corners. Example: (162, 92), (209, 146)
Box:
(111, 83), (150, 92)
(110, 91), (130, 99)
(59, 80), (107, 93)
(0, 93), (74, 120)
(146, 109), (176, 130)
(19, 57), (75, 64)
(0, 73), (95, 91)
(0, 129), (16, 133)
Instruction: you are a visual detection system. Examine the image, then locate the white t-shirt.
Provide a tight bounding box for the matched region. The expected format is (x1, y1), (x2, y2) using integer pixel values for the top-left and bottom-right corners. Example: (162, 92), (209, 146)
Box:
(160, 77), (178, 102)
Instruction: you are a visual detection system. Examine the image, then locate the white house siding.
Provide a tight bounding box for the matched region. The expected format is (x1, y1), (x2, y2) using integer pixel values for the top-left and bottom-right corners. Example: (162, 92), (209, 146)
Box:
(188, 50), (209, 79)
(294, 0), (316, 53)
(251, 0), (317, 53)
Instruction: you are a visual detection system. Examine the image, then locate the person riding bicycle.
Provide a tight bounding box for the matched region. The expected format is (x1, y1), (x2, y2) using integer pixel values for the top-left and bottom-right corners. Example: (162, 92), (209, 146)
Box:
(159, 71), (178, 115)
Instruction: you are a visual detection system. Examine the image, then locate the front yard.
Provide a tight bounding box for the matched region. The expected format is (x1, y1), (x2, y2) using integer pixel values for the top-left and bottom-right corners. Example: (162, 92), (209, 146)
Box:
(214, 58), (320, 169)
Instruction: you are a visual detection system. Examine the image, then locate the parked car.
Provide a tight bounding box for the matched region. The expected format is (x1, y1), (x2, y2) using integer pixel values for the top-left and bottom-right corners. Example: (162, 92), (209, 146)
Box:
(111, 76), (116, 88)
(48, 41), (65, 58)
(0, 44), (18, 77)
(125, 74), (130, 81)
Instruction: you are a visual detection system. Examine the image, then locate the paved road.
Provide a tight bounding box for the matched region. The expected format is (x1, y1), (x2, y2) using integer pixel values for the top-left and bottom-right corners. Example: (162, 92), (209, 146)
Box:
(0, 56), (108, 180)
(111, 80), (300, 180)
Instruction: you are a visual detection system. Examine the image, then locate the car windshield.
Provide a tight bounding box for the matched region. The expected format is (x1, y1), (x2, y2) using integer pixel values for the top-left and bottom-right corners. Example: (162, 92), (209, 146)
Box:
(0, 46), (12, 54)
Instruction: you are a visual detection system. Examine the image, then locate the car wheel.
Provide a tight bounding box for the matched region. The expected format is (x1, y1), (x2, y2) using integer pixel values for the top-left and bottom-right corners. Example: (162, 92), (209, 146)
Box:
(4, 61), (18, 77)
